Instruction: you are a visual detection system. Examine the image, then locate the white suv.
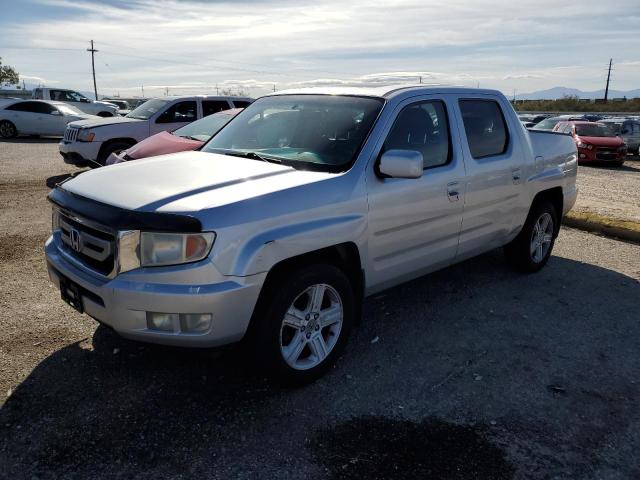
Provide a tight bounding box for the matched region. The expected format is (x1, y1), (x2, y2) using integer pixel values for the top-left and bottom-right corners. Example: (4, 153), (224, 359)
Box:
(59, 95), (253, 166)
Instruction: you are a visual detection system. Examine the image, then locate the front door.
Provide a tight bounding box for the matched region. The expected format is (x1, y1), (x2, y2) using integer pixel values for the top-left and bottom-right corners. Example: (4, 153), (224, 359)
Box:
(366, 96), (466, 292)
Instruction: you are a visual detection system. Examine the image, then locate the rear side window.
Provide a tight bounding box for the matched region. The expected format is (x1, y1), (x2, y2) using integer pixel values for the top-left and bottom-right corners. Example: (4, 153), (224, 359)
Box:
(156, 101), (197, 123)
(202, 100), (231, 116)
(382, 100), (451, 169)
(7, 101), (40, 113)
(459, 100), (508, 158)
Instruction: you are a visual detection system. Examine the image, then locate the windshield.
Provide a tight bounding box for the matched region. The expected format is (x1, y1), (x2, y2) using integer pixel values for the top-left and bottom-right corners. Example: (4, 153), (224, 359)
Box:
(575, 124), (615, 137)
(57, 104), (84, 115)
(202, 94), (384, 172)
(126, 99), (170, 120)
(532, 118), (560, 130)
(173, 110), (238, 141)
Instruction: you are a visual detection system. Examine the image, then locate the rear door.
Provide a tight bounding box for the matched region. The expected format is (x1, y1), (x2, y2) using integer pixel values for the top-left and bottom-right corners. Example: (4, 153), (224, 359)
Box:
(366, 95), (466, 291)
(202, 100), (233, 117)
(4, 101), (42, 134)
(452, 95), (528, 261)
(150, 100), (197, 135)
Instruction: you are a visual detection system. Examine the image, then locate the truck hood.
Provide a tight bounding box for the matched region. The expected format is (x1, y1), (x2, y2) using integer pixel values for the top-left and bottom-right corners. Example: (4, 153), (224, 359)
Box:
(68, 116), (143, 128)
(60, 151), (335, 213)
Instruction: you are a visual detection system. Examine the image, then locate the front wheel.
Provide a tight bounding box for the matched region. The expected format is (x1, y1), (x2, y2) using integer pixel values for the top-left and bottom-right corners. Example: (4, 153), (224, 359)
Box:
(0, 120), (17, 139)
(255, 264), (355, 384)
(505, 201), (558, 273)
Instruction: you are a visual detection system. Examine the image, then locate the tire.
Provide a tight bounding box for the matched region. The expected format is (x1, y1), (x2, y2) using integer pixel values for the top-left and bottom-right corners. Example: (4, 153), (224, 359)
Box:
(253, 264), (355, 384)
(504, 201), (558, 273)
(0, 120), (17, 139)
(96, 141), (133, 166)
(97, 111), (114, 118)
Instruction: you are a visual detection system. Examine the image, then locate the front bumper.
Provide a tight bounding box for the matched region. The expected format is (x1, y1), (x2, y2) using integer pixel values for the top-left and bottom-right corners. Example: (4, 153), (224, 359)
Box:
(577, 146), (626, 163)
(59, 140), (101, 165)
(45, 236), (265, 347)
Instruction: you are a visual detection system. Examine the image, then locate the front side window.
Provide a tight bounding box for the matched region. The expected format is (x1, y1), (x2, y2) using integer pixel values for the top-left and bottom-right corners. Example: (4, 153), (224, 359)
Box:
(126, 99), (171, 120)
(203, 100), (231, 116)
(233, 100), (252, 108)
(382, 100), (450, 169)
(203, 94), (384, 172)
(459, 100), (509, 158)
(156, 101), (197, 124)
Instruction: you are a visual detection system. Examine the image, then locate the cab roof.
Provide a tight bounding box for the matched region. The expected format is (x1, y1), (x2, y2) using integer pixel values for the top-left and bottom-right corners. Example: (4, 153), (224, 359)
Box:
(269, 84), (503, 99)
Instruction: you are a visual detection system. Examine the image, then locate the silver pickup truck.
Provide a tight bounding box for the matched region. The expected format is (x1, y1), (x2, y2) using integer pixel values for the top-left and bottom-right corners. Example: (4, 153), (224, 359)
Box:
(45, 86), (577, 383)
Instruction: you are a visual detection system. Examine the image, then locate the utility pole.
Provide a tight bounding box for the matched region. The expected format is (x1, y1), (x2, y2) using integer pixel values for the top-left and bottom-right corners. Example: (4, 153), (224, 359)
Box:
(215, 84), (219, 95)
(141, 85), (144, 97)
(273, 84), (276, 92)
(604, 58), (612, 103)
(419, 76), (422, 84)
(87, 40), (99, 100)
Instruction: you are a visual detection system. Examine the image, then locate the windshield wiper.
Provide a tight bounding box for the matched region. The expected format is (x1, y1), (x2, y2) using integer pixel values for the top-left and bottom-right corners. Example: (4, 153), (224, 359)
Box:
(222, 150), (283, 165)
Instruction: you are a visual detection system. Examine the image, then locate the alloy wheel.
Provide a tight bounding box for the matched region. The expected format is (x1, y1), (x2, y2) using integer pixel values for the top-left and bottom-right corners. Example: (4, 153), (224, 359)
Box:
(530, 212), (554, 263)
(279, 283), (343, 370)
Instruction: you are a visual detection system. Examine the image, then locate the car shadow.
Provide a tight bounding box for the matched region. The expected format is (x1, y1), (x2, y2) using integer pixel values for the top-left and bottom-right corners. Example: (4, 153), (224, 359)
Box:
(45, 172), (86, 189)
(2, 251), (639, 478)
(581, 162), (638, 173)
(0, 137), (61, 144)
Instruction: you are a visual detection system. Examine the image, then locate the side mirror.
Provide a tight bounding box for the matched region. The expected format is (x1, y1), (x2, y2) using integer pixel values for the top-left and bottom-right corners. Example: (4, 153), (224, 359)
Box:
(378, 149), (423, 179)
(50, 110), (62, 116)
(80, 98), (90, 103)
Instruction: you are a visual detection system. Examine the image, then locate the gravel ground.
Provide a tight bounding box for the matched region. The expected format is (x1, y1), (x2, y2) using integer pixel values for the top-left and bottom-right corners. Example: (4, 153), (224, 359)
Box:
(574, 160), (640, 223)
(1, 140), (640, 479)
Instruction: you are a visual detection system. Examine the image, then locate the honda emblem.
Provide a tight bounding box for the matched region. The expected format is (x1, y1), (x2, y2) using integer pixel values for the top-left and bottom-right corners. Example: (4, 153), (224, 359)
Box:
(69, 228), (81, 252)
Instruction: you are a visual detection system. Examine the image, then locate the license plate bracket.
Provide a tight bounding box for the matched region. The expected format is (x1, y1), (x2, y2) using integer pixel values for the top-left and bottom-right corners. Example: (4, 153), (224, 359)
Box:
(59, 276), (84, 313)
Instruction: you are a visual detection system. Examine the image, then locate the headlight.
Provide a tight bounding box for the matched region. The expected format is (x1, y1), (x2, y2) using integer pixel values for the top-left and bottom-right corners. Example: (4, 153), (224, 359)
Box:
(140, 232), (215, 267)
(577, 142), (592, 150)
(77, 129), (95, 142)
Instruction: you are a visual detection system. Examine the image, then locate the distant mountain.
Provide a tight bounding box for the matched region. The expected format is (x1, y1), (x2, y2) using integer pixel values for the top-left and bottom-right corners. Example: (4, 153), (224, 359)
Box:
(516, 86), (640, 100)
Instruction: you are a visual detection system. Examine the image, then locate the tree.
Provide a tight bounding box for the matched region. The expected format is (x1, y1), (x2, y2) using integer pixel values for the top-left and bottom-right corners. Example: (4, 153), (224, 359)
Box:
(0, 58), (19, 86)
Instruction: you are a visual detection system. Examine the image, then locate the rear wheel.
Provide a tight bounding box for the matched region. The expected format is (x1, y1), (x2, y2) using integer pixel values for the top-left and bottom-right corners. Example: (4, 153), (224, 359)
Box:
(254, 264), (355, 384)
(505, 201), (558, 273)
(0, 120), (17, 139)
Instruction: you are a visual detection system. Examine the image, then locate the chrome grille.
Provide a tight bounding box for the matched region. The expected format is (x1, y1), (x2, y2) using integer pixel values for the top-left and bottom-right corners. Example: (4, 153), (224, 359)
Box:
(63, 127), (79, 143)
(57, 210), (116, 277)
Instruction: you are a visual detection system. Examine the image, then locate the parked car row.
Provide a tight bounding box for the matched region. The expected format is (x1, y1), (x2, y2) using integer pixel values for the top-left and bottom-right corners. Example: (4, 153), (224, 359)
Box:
(552, 121), (628, 165)
(59, 95), (253, 166)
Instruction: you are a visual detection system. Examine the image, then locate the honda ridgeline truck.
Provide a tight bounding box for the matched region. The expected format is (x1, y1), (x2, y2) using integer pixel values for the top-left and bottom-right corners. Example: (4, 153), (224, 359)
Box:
(45, 86), (578, 383)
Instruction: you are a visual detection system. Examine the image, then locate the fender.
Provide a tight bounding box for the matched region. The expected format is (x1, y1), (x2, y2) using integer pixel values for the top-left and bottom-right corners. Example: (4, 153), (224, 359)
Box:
(228, 214), (367, 277)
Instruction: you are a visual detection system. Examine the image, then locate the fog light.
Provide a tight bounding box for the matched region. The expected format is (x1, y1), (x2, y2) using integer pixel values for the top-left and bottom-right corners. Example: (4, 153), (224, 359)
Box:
(147, 312), (177, 332)
(579, 153), (586, 159)
(180, 313), (212, 333)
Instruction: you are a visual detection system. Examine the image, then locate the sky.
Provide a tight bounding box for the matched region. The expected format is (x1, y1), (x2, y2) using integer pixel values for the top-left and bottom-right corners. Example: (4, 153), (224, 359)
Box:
(1, 0), (639, 99)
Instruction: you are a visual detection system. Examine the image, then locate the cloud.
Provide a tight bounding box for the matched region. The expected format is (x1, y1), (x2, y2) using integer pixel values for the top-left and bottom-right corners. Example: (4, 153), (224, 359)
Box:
(1, 0), (638, 96)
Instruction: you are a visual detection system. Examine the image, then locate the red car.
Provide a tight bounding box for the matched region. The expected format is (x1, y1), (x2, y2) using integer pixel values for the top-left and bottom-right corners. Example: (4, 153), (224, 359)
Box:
(553, 121), (627, 166)
(106, 108), (242, 165)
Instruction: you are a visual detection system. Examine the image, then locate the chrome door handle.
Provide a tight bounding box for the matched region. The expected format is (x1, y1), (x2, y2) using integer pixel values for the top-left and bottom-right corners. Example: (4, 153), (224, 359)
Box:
(446, 182), (460, 202)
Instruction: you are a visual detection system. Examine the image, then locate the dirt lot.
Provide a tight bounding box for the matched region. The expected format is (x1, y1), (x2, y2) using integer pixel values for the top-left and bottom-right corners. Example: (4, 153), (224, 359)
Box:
(574, 159), (640, 223)
(1, 140), (640, 479)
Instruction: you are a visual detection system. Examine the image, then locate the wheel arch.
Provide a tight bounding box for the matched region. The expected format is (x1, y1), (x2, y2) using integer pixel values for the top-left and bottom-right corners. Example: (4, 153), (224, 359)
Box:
(530, 186), (563, 236)
(97, 137), (137, 163)
(243, 242), (365, 342)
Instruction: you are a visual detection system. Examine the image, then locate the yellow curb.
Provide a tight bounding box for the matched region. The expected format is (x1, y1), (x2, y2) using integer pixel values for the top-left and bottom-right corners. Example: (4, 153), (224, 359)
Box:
(563, 210), (640, 244)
